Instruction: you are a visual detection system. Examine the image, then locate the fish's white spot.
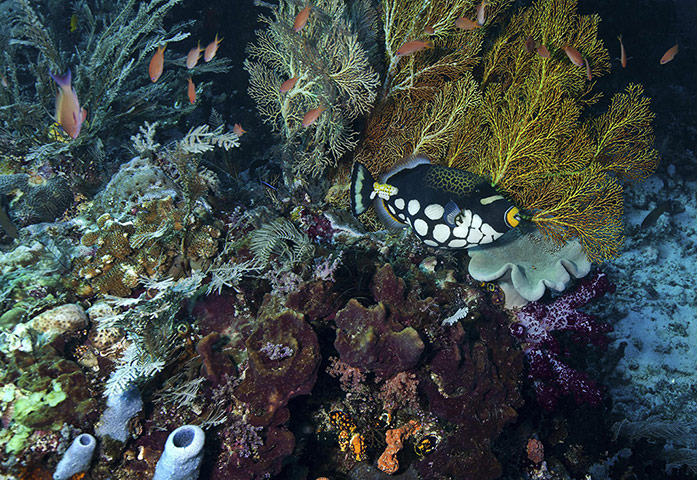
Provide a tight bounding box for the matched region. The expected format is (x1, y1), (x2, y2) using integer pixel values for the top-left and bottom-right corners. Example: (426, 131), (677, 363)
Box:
(432, 224), (450, 244)
(480, 223), (501, 238)
(388, 204), (396, 215)
(466, 229), (483, 244)
(424, 239), (438, 247)
(452, 224), (468, 238)
(424, 204), (444, 220)
(480, 194), (504, 205)
(408, 199), (421, 216)
(471, 213), (482, 229)
(448, 239), (469, 248)
(395, 198), (405, 210)
(397, 213), (405, 220)
(414, 218), (428, 236)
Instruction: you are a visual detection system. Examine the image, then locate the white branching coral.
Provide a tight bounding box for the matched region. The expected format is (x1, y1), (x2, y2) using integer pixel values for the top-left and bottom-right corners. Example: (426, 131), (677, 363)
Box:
(246, 0), (379, 178)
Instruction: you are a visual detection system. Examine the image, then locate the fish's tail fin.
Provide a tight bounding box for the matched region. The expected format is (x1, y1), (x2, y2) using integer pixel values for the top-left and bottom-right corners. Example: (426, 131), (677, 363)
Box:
(350, 162), (375, 216)
(49, 69), (72, 88)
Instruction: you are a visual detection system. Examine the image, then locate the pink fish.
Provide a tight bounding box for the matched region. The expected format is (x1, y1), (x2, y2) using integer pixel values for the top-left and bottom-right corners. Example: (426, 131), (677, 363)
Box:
(233, 123), (246, 136)
(562, 45), (584, 67)
(149, 44), (166, 82)
(186, 42), (202, 69)
(187, 77), (196, 104)
(396, 40), (434, 56)
(294, 5), (311, 32)
(204, 34), (222, 62)
(49, 69), (86, 139)
(302, 106), (324, 127)
(280, 76), (298, 93)
(476, 0), (488, 26)
(660, 43), (679, 64)
(455, 16), (479, 31)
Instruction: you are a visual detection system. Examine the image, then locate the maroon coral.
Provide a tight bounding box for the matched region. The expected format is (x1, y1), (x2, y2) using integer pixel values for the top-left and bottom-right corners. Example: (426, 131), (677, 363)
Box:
(234, 308), (320, 426)
(510, 272), (615, 410)
(333, 299), (424, 378)
(417, 312), (524, 479)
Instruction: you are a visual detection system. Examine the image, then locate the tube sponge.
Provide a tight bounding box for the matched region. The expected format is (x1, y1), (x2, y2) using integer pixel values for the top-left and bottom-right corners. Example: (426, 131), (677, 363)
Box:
(53, 433), (96, 480)
(152, 425), (205, 480)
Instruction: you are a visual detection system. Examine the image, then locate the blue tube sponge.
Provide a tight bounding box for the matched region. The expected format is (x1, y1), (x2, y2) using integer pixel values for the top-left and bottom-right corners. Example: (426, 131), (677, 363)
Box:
(53, 433), (96, 480)
(152, 425), (205, 480)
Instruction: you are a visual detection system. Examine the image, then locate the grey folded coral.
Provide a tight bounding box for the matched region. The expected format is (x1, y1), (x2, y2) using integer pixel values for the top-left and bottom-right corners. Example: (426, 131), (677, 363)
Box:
(468, 227), (591, 308)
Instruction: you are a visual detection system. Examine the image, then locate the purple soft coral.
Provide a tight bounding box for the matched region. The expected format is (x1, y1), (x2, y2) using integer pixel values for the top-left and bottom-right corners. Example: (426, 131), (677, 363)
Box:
(510, 272), (615, 409)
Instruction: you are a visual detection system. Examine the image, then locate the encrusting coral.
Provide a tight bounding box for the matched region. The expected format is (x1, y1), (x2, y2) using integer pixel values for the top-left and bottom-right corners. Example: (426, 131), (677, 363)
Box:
(72, 196), (220, 297)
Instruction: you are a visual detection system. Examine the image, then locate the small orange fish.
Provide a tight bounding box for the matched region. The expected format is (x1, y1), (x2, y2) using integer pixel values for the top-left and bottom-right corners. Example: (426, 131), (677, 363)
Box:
(455, 16), (479, 31)
(49, 69), (87, 139)
(584, 57), (592, 81)
(0, 73), (7, 88)
(617, 35), (627, 68)
(396, 40), (434, 56)
(187, 77), (196, 104)
(294, 4), (311, 32)
(280, 76), (298, 93)
(186, 42), (202, 69)
(424, 25), (435, 35)
(149, 44), (166, 82)
(476, 0), (488, 26)
(302, 106), (324, 127)
(524, 35), (535, 54)
(233, 123), (246, 136)
(660, 43), (679, 64)
(536, 45), (550, 58)
(204, 34), (222, 62)
(562, 45), (584, 67)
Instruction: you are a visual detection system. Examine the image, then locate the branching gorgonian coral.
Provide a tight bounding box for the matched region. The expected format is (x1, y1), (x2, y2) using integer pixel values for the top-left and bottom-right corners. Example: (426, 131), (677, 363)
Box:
(452, 0), (658, 261)
(246, 0), (379, 178)
(4, 0), (231, 165)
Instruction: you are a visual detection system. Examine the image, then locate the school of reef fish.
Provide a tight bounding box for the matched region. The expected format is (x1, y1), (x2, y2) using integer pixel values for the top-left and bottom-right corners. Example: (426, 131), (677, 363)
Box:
(0, 0), (685, 479)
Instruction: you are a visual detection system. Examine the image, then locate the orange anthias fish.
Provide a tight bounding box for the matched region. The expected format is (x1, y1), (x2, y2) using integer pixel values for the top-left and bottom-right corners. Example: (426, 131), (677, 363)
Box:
(149, 44), (166, 82)
(562, 45), (584, 67)
(187, 77), (196, 104)
(524, 35), (535, 54)
(396, 40), (434, 56)
(186, 42), (202, 69)
(294, 5), (311, 32)
(584, 57), (592, 81)
(279, 76), (298, 93)
(233, 123), (246, 136)
(302, 106), (324, 127)
(476, 0), (488, 26)
(455, 16), (479, 31)
(617, 35), (627, 68)
(49, 69), (87, 139)
(204, 34), (223, 62)
(660, 43), (679, 64)
(536, 45), (550, 58)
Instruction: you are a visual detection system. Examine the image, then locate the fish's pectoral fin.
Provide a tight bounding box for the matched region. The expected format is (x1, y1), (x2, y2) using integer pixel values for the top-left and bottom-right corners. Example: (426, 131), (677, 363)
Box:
(443, 200), (461, 228)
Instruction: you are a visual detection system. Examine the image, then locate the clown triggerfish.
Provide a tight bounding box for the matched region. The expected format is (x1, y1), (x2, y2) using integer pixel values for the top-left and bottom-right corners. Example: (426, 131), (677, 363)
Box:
(350, 155), (520, 249)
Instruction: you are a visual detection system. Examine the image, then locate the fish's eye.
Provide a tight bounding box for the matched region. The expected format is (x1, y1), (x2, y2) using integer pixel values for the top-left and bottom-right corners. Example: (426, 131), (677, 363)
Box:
(176, 322), (190, 336)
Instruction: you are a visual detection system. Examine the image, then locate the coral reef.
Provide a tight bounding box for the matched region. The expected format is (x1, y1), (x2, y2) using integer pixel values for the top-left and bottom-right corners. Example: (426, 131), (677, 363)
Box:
(72, 196), (220, 297)
(510, 272), (615, 409)
(0, 173), (72, 228)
